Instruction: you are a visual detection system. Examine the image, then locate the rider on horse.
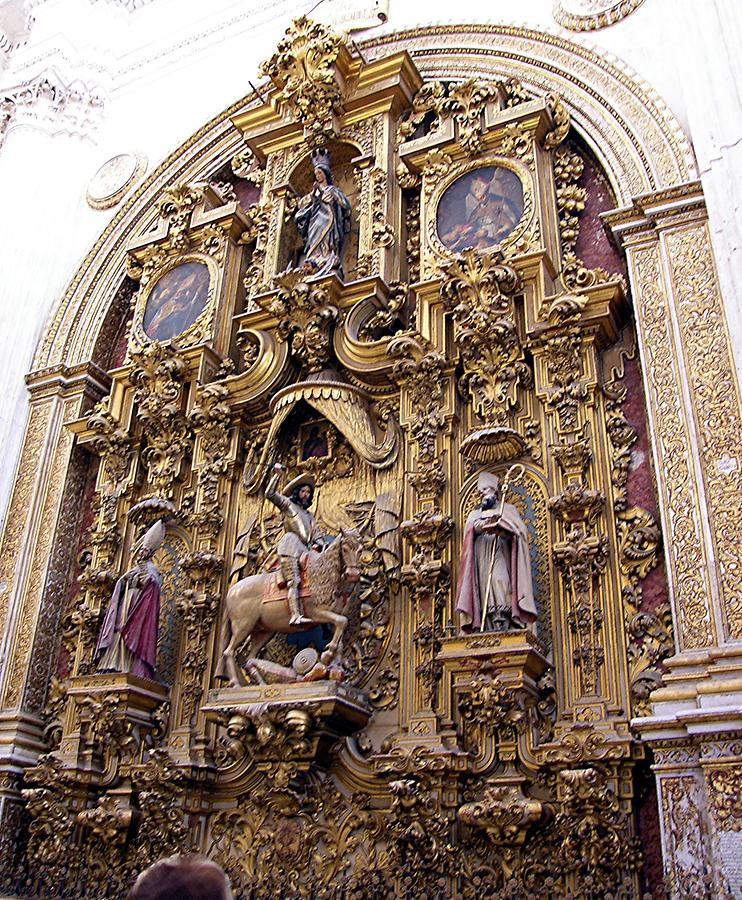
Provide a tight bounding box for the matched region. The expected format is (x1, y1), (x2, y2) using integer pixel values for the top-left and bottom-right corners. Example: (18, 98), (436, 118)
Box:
(265, 463), (326, 627)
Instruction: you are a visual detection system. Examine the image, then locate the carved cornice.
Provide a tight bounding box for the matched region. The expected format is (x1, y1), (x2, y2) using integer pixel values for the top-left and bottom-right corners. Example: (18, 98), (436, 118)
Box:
(0, 70), (104, 144)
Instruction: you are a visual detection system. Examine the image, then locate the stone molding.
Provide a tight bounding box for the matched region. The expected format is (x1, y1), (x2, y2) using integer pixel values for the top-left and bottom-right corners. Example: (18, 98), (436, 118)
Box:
(552, 0), (647, 32)
(0, 69), (104, 144)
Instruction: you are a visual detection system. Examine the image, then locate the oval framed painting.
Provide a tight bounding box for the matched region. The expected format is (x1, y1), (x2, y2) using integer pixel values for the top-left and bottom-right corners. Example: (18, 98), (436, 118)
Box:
(142, 261), (211, 341)
(436, 165), (525, 253)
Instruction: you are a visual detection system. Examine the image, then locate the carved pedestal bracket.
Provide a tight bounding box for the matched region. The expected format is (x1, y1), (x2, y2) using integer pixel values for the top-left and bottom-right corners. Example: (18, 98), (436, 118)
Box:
(204, 680), (371, 786)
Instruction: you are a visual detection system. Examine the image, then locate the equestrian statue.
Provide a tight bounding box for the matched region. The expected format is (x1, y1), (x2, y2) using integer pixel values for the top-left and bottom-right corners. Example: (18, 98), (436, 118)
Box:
(217, 463), (362, 687)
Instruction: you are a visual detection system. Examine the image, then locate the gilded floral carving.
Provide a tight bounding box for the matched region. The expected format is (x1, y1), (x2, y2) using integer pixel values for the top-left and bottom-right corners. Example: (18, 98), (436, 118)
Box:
(706, 764), (742, 831)
(129, 341), (191, 499)
(630, 244), (713, 648)
(259, 16), (345, 143)
(261, 270), (339, 374)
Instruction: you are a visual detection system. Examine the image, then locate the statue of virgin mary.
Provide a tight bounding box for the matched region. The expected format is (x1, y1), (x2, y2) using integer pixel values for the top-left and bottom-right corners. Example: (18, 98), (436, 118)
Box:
(294, 148), (352, 279)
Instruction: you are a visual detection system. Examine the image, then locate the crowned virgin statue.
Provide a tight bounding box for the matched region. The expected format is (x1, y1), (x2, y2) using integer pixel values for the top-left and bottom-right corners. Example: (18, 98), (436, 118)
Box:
(295, 149), (352, 279)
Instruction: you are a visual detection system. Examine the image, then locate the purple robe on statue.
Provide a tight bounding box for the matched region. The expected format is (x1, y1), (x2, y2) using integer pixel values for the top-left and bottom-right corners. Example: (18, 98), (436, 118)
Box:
(95, 562), (162, 680)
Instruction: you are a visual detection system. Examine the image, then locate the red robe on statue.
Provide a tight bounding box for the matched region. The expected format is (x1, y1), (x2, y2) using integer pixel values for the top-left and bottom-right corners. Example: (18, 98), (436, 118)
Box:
(95, 562), (162, 680)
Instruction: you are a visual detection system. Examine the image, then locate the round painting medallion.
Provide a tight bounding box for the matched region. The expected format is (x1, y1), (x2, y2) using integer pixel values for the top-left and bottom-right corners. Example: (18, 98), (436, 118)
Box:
(86, 152), (146, 209)
(143, 261), (210, 342)
(436, 166), (524, 253)
(553, 0), (647, 31)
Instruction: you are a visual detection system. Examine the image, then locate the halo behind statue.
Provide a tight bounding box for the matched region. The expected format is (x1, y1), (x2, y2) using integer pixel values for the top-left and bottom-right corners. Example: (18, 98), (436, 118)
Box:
(459, 425), (526, 463)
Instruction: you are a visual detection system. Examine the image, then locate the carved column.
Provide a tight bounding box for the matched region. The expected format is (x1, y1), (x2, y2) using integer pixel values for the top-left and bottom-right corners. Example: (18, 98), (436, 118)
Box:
(0, 365), (107, 820)
(390, 332), (455, 745)
(531, 286), (631, 741)
(607, 183), (742, 898)
(167, 382), (235, 765)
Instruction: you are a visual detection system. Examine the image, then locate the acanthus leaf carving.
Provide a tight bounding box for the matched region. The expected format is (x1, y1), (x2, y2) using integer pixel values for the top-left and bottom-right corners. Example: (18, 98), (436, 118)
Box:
(551, 767), (642, 895)
(389, 333), (446, 494)
(458, 782), (549, 850)
(158, 183), (204, 252)
(188, 382), (233, 540)
(130, 749), (193, 869)
(261, 270), (339, 374)
(553, 525), (609, 696)
(440, 250), (530, 460)
(259, 16), (345, 144)
(129, 341), (191, 499)
(543, 92), (571, 150)
(458, 672), (527, 743)
(628, 603), (673, 716)
(553, 147), (626, 292)
(439, 79), (500, 155)
(215, 705), (317, 789)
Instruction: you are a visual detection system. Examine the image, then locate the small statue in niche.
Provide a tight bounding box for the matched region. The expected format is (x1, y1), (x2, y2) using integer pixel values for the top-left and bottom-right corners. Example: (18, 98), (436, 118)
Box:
(95, 520), (166, 679)
(456, 467), (537, 632)
(294, 148), (352, 279)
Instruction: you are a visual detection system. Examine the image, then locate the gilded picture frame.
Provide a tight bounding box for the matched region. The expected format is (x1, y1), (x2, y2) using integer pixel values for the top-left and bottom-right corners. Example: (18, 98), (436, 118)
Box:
(425, 157), (535, 263)
(131, 254), (219, 348)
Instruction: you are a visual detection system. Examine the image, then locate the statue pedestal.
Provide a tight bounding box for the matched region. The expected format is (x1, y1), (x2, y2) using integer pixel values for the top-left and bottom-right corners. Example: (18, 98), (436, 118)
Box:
(203, 680), (372, 775)
(437, 630), (550, 698)
(438, 631), (551, 769)
(57, 673), (169, 773)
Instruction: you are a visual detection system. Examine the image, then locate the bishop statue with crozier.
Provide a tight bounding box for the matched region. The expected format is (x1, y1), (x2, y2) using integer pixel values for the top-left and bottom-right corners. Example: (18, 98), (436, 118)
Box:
(95, 519), (165, 680)
(456, 472), (537, 632)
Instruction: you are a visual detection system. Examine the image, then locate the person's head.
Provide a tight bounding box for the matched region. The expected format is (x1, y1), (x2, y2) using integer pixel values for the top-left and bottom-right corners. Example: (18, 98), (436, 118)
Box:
(128, 855), (232, 900)
(477, 473), (501, 510)
(470, 174), (490, 200)
(135, 545), (155, 564)
(291, 483), (314, 509)
(314, 164), (332, 186)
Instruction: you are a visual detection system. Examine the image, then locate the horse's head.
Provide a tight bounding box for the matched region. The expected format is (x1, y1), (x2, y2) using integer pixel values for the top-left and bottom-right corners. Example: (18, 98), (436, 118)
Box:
(338, 528), (362, 584)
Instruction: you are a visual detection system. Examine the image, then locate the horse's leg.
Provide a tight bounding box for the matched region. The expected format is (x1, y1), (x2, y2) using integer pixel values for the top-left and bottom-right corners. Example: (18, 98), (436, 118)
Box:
(307, 607), (348, 666)
(248, 628), (273, 660)
(223, 614), (261, 688)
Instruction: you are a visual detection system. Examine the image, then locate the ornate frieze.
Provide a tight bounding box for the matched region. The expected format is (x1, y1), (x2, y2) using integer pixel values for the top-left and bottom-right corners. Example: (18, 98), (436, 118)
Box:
(553, 0), (647, 31)
(0, 71), (104, 146)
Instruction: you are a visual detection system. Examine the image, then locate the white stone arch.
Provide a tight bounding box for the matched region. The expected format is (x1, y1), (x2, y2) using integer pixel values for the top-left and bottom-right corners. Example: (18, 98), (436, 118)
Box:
(33, 22), (696, 373)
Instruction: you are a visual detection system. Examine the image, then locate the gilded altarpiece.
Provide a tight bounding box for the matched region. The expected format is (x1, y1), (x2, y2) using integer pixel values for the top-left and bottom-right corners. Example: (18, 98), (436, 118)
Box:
(2, 18), (741, 900)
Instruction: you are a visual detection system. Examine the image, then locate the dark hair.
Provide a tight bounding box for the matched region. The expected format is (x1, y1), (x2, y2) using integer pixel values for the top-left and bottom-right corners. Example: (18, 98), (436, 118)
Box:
(128, 855), (231, 900)
(290, 484), (314, 504)
(314, 163), (333, 185)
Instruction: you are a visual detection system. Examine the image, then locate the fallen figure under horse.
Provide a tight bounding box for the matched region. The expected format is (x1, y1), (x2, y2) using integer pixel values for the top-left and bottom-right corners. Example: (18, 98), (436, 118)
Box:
(216, 528), (362, 688)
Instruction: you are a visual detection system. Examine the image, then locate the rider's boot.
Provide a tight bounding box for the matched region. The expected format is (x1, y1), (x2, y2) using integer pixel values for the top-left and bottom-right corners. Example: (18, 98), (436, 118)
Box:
(288, 588), (312, 627)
